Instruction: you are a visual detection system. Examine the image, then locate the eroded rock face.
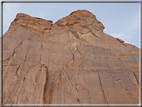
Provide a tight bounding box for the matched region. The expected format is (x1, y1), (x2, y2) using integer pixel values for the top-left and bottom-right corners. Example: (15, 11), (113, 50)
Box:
(3, 10), (139, 104)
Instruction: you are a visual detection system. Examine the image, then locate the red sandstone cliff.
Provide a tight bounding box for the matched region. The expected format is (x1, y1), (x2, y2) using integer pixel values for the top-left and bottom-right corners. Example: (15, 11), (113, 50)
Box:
(2, 10), (139, 104)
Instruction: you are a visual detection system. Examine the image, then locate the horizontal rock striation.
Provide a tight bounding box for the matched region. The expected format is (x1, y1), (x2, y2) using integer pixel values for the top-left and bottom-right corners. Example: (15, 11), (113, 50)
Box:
(3, 10), (139, 104)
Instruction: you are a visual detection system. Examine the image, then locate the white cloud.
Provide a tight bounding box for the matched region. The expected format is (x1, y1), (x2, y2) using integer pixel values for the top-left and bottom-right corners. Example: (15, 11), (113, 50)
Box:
(111, 33), (133, 45)
(111, 33), (131, 40)
(111, 33), (139, 47)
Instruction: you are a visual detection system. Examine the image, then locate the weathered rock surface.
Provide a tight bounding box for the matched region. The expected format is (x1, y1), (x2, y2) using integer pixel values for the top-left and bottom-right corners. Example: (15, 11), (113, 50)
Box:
(2, 10), (139, 104)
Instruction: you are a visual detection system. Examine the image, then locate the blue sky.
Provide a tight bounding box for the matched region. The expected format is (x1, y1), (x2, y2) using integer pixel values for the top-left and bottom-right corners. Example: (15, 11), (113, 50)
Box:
(3, 2), (140, 48)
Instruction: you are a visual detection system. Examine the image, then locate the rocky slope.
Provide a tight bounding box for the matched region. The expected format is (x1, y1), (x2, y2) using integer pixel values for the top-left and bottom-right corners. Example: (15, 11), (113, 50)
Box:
(2, 10), (139, 104)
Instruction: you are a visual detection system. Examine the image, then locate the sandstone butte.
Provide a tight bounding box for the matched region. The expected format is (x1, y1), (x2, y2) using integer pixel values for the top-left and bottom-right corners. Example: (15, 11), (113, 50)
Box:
(2, 10), (140, 105)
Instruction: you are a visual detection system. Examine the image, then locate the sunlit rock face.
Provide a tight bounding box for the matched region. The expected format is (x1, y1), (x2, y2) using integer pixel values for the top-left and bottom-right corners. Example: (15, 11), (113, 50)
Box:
(2, 10), (139, 104)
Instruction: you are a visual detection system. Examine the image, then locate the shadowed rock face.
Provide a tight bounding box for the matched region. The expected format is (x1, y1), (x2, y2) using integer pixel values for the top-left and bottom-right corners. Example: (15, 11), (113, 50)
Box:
(3, 10), (139, 104)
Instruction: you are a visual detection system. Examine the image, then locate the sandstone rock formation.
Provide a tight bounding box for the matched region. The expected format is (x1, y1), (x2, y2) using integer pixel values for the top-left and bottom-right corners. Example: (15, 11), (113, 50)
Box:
(2, 10), (139, 104)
